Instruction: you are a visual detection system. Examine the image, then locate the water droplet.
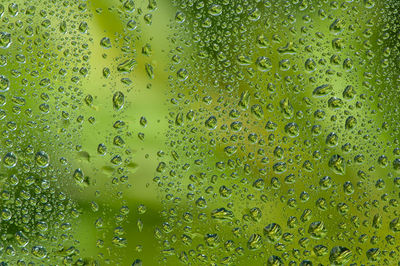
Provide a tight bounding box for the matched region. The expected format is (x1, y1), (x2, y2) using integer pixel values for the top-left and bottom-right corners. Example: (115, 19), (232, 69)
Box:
(123, 0), (135, 12)
(117, 59), (136, 73)
(137, 219), (143, 232)
(112, 236), (127, 247)
(389, 217), (400, 232)
(35, 151), (49, 168)
(100, 37), (111, 48)
(123, 19), (135, 30)
(145, 63), (154, 79)
(364, 0), (375, 8)
(1, 208), (12, 221)
(256, 34), (269, 48)
(329, 155), (346, 175)
(175, 112), (184, 126)
(285, 122), (299, 137)
(79, 21), (88, 33)
(3, 152), (17, 168)
(264, 223), (282, 242)
(313, 84), (333, 97)
(205, 116), (217, 129)
(208, 4), (222, 16)
(329, 246), (352, 265)
(343, 85), (356, 99)
(113, 91), (125, 110)
(345, 116), (357, 129)
(366, 248), (380, 262)
(255, 56), (272, 72)
(326, 132), (339, 147)
(60, 21), (67, 33)
(308, 221), (327, 239)
(195, 197), (207, 208)
(32, 246), (47, 258)
(330, 19), (345, 35)
(15, 231), (29, 247)
(175, 11), (186, 23)
(304, 58), (316, 71)
(73, 168), (84, 183)
(280, 98), (294, 119)
(267, 255), (283, 266)
(0, 75), (9, 92)
(247, 234), (263, 250)
(0, 32), (11, 48)
(211, 208), (233, 221)
(176, 68), (188, 81)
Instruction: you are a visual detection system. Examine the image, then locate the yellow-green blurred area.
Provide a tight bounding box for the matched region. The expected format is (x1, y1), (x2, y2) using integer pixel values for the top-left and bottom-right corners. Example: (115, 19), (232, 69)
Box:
(0, 0), (400, 265)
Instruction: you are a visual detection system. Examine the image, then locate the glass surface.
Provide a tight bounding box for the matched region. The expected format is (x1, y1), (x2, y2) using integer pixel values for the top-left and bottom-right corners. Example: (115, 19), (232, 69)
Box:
(0, 0), (399, 265)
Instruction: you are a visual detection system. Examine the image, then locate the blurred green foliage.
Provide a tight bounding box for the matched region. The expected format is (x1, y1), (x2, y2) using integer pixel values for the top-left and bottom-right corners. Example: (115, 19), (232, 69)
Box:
(0, 0), (399, 265)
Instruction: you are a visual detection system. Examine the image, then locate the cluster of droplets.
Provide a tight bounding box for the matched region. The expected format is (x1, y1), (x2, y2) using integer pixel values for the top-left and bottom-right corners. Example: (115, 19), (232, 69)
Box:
(0, 0), (156, 263)
(0, 146), (80, 262)
(155, 0), (400, 265)
(0, 0), (100, 263)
